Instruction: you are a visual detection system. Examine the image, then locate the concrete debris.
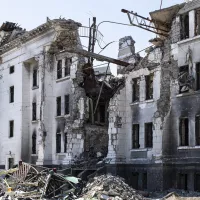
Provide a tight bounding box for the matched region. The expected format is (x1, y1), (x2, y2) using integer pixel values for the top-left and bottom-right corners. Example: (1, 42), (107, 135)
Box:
(76, 174), (143, 200)
(0, 162), (83, 200)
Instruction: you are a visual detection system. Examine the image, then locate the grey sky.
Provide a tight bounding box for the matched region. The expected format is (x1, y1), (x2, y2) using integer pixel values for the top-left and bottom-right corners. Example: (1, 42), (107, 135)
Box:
(0, 0), (184, 73)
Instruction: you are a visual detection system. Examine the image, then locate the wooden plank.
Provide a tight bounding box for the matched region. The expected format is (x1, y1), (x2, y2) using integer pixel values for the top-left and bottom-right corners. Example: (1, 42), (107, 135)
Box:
(57, 48), (130, 67)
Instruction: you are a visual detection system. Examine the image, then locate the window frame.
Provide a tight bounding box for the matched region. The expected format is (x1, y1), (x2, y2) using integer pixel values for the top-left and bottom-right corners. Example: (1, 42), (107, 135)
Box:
(196, 63), (200, 91)
(32, 102), (37, 121)
(145, 122), (153, 148)
(179, 118), (189, 146)
(145, 74), (153, 100)
(33, 68), (38, 87)
(56, 96), (61, 116)
(10, 86), (14, 103)
(9, 120), (14, 138)
(64, 58), (72, 77)
(9, 66), (14, 74)
(65, 95), (70, 115)
(179, 65), (189, 94)
(132, 124), (140, 149)
(56, 133), (61, 153)
(57, 60), (62, 79)
(132, 78), (140, 102)
(32, 131), (37, 154)
(196, 116), (200, 146)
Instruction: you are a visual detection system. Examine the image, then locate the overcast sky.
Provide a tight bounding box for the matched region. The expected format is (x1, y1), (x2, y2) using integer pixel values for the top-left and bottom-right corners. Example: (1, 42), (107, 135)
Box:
(0, 0), (184, 73)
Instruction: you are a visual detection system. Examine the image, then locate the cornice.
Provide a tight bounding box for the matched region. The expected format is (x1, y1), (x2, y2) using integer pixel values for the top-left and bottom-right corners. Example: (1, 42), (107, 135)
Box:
(0, 19), (81, 56)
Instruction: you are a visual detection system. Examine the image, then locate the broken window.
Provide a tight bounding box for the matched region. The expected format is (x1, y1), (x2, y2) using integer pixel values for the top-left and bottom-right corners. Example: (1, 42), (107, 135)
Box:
(196, 63), (200, 90)
(195, 9), (200, 36)
(9, 120), (14, 138)
(56, 97), (61, 116)
(8, 158), (14, 169)
(132, 124), (140, 149)
(181, 13), (189, 40)
(145, 74), (153, 100)
(10, 86), (14, 103)
(32, 131), (36, 154)
(179, 118), (189, 146)
(56, 132), (61, 153)
(33, 69), (37, 87)
(196, 116), (200, 146)
(132, 78), (140, 102)
(195, 173), (200, 191)
(179, 66), (189, 93)
(57, 60), (62, 79)
(65, 95), (69, 115)
(142, 173), (147, 190)
(32, 102), (37, 121)
(64, 132), (67, 153)
(178, 173), (187, 190)
(9, 66), (14, 74)
(145, 123), (153, 148)
(64, 58), (72, 77)
(94, 100), (108, 124)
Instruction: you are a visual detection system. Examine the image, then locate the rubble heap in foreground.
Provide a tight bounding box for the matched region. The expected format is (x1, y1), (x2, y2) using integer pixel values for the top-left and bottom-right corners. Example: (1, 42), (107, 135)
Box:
(77, 174), (143, 200)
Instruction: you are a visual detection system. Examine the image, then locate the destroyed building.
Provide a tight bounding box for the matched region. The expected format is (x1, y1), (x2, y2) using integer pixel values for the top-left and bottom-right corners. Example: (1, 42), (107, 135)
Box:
(0, 19), (113, 170)
(106, 0), (200, 192)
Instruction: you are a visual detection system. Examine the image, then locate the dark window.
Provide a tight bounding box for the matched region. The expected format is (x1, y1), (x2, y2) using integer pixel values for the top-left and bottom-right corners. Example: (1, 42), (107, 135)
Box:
(33, 69), (37, 87)
(99, 104), (105, 123)
(179, 66), (189, 93)
(9, 120), (14, 138)
(9, 66), (14, 74)
(195, 173), (200, 191)
(143, 173), (147, 190)
(181, 13), (189, 40)
(94, 101), (108, 124)
(195, 9), (200, 36)
(178, 173), (187, 190)
(56, 97), (61, 116)
(65, 95), (69, 115)
(131, 172), (139, 190)
(132, 124), (140, 149)
(10, 86), (14, 103)
(145, 74), (153, 100)
(57, 60), (62, 79)
(56, 133), (61, 153)
(145, 123), (153, 148)
(196, 63), (200, 90)
(32, 102), (37, 121)
(196, 116), (200, 145)
(65, 58), (72, 76)
(179, 118), (189, 146)
(32, 131), (36, 154)
(132, 78), (140, 102)
(8, 158), (14, 169)
(64, 132), (67, 153)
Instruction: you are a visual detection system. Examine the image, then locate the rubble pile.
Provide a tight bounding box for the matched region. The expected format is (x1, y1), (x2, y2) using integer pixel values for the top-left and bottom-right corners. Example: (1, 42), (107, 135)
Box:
(77, 174), (143, 200)
(0, 162), (83, 200)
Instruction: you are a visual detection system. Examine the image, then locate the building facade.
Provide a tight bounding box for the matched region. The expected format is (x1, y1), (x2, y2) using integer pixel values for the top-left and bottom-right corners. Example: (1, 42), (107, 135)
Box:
(107, 0), (200, 192)
(0, 19), (88, 169)
(0, 19), (112, 170)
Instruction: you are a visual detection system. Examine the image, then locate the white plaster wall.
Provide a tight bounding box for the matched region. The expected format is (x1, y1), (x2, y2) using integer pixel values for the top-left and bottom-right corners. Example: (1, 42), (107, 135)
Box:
(0, 30), (56, 168)
(107, 64), (162, 164)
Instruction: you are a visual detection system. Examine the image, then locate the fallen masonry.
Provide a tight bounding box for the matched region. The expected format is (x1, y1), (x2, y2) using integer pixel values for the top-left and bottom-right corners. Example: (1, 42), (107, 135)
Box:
(0, 162), (144, 200)
(76, 174), (143, 200)
(1, 162), (200, 200)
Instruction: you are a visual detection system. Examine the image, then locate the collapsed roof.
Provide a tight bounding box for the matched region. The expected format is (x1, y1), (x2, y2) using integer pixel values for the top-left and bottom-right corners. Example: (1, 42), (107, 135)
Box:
(149, 3), (184, 43)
